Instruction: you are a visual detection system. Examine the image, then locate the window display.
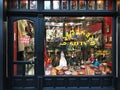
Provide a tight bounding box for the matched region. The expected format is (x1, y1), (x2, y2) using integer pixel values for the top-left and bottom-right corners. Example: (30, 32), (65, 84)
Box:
(44, 17), (112, 76)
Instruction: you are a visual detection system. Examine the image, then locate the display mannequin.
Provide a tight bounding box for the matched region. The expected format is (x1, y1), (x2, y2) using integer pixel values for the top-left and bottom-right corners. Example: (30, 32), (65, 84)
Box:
(59, 51), (67, 67)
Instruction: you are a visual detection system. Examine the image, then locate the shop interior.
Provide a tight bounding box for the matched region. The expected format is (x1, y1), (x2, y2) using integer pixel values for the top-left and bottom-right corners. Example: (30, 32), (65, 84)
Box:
(44, 17), (112, 76)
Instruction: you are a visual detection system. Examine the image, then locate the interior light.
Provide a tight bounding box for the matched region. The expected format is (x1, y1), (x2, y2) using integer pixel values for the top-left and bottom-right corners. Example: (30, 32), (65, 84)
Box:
(98, 1), (102, 4)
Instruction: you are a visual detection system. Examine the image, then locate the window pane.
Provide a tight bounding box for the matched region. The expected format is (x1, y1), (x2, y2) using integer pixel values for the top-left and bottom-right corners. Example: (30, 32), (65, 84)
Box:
(20, 0), (28, 9)
(106, 0), (112, 10)
(14, 64), (23, 76)
(79, 0), (86, 10)
(13, 20), (35, 61)
(30, 0), (37, 9)
(62, 0), (68, 10)
(53, 0), (60, 10)
(25, 64), (34, 75)
(97, 0), (104, 10)
(71, 0), (77, 10)
(44, 0), (51, 10)
(44, 17), (112, 76)
(117, 1), (120, 11)
(88, 0), (95, 10)
(10, 0), (18, 9)
(13, 64), (34, 76)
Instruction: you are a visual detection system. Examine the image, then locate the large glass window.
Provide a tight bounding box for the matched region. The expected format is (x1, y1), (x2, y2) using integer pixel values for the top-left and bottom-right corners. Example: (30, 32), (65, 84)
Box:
(44, 17), (112, 76)
(13, 19), (35, 76)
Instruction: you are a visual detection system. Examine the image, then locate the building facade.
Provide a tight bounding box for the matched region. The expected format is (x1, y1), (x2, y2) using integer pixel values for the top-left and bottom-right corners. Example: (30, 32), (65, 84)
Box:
(1, 0), (120, 90)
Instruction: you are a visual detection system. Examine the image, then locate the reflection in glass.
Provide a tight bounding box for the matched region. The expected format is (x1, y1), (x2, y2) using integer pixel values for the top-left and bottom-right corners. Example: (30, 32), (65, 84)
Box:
(25, 64), (34, 75)
(20, 0), (28, 9)
(88, 0), (95, 10)
(30, 0), (37, 9)
(71, 0), (77, 10)
(44, 17), (112, 76)
(10, 0), (18, 9)
(13, 20), (34, 61)
(44, 0), (51, 10)
(62, 0), (68, 10)
(79, 0), (86, 10)
(97, 0), (104, 10)
(53, 0), (60, 10)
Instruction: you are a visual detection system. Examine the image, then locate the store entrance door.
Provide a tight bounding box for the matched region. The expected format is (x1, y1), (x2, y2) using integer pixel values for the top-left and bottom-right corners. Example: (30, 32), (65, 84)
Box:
(8, 17), (39, 90)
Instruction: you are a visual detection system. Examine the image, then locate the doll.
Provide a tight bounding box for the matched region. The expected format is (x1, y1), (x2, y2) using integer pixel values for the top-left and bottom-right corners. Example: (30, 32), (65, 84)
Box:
(89, 54), (96, 63)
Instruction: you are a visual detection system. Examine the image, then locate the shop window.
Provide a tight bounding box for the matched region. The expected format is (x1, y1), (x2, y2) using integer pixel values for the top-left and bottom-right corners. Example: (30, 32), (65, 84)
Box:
(13, 20), (34, 61)
(62, 0), (68, 10)
(44, 0), (51, 10)
(13, 19), (35, 76)
(79, 0), (86, 10)
(30, 0), (37, 9)
(20, 0), (28, 9)
(10, 0), (19, 9)
(53, 0), (60, 10)
(97, 0), (104, 10)
(71, 0), (77, 10)
(44, 17), (112, 76)
(88, 0), (95, 10)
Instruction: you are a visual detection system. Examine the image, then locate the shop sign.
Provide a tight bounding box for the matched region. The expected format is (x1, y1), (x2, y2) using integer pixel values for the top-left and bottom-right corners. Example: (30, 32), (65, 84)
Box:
(60, 30), (96, 46)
